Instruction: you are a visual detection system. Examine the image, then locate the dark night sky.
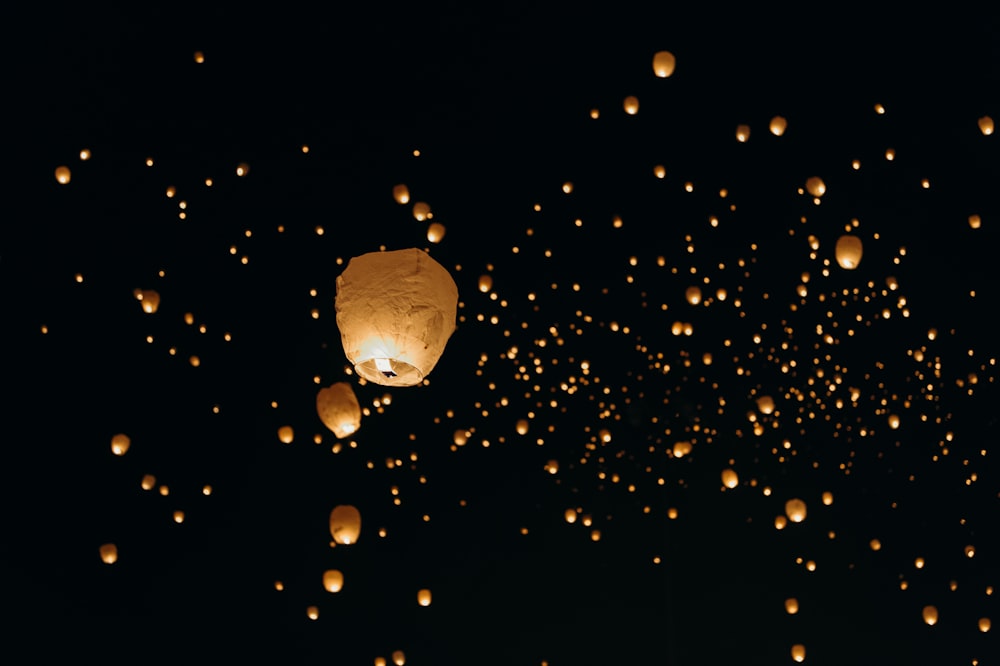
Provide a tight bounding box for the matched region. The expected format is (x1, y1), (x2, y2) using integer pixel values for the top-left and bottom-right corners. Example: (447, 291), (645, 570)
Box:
(4, 5), (999, 665)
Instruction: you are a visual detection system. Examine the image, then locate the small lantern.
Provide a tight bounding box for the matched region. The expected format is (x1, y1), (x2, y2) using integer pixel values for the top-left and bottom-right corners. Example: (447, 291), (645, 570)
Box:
(335, 248), (458, 387)
(835, 234), (863, 269)
(316, 382), (362, 438)
(329, 504), (362, 545)
(323, 569), (344, 593)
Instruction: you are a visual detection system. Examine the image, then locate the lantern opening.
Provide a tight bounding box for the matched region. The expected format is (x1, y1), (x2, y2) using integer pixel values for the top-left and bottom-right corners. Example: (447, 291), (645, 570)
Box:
(375, 357), (397, 378)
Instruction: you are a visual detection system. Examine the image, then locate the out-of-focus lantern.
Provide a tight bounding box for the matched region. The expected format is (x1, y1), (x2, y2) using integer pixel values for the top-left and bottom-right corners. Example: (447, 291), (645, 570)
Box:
(735, 124), (750, 142)
(672, 441), (692, 457)
(99, 543), (118, 564)
(392, 650), (406, 665)
(330, 505), (361, 545)
(785, 498), (807, 523)
(922, 605), (938, 625)
(968, 214), (981, 229)
(979, 617), (991, 633)
(316, 382), (362, 438)
(979, 116), (994, 135)
(685, 286), (702, 305)
(835, 234), (863, 269)
(277, 426), (294, 444)
(785, 598), (799, 614)
(756, 395), (775, 415)
(417, 588), (432, 606)
(516, 419), (529, 435)
(791, 644), (806, 663)
(136, 289), (160, 313)
(805, 177), (826, 197)
(55, 166), (71, 184)
(478, 274), (493, 293)
(721, 468), (739, 489)
(335, 248), (458, 387)
(412, 201), (431, 221)
(426, 222), (446, 243)
(564, 508), (577, 523)
(393, 184), (410, 204)
(623, 96), (639, 115)
(323, 569), (344, 593)
(306, 606), (319, 620)
(652, 51), (676, 78)
(110, 433), (131, 456)
(770, 116), (788, 136)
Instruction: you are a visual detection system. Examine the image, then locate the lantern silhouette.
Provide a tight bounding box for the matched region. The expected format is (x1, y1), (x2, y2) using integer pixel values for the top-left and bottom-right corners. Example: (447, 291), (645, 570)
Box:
(835, 234), (863, 269)
(335, 248), (458, 387)
(316, 382), (362, 438)
(329, 504), (362, 545)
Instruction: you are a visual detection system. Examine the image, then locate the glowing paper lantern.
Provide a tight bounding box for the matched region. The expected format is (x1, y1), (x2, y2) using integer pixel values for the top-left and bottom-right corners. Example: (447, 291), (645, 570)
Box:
(721, 468), (739, 489)
(805, 177), (826, 197)
(968, 214), (981, 229)
(922, 605), (938, 625)
(979, 116), (994, 135)
(417, 588), (432, 606)
(335, 248), (458, 387)
(323, 569), (344, 593)
(623, 96), (639, 115)
(392, 650), (406, 665)
(277, 426), (294, 444)
(478, 274), (493, 293)
(316, 382), (362, 438)
(769, 116), (788, 136)
(735, 124), (750, 142)
(392, 184), (410, 204)
(785, 598), (799, 614)
(652, 51), (676, 78)
(685, 286), (702, 305)
(835, 234), (863, 269)
(99, 543), (118, 564)
(791, 644), (806, 662)
(426, 222), (446, 243)
(110, 433), (131, 456)
(55, 166), (71, 184)
(756, 395), (775, 415)
(329, 505), (362, 545)
(785, 498), (807, 523)
(136, 289), (160, 313)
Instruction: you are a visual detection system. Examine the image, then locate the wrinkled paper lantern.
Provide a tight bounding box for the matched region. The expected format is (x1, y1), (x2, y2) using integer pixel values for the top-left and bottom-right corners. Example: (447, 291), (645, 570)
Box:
(329, 504), (362, 545)
(835, 234), (863, 269)
(316, 382), (362, 438)
(335, 248), (458, 387)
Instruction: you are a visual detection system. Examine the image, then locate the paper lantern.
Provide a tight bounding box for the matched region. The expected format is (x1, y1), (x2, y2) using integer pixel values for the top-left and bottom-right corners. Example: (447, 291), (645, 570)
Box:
(652, 51), (676, 78)
(110, 433), (131, 456)
(721, 468), (739, 489)
(791, 644), (806, 662)
(623, 96), (639, 115)
(805, 177), (826, 197)
(329, 504), (362, 545)
(335, 249), (458, 387)
(316, 382), (362, 438)
(392, 184), (410, 204)
(426, 222), (446, 243)
(685, 286), (702, 305)
(979, 116), (994, 135)
(392, 650), (406, 665)
(785, 498), (807, 523)
(770, 116), (788, 136)
(99, 543), (118, 564)
(835, 234), (863, 269)
(417, 588), (432, 606)
(55, 166), (71, 184)
(922, 605), (938, 625)
(322, 569), (344, 593)
(135, 289), (160, 313)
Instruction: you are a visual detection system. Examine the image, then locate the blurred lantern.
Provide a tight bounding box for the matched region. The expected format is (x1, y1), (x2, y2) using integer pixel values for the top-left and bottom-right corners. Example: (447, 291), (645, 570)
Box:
(110, 433), (131, 456)
(672, 441), (692, 457)
(822, 491), (834, 506)
(769, 116), (788, 136)
(653, 164), (666, 179)
(478, 274), (493, 293)
(329, 504), (362, 545)
(323, 569), (344, 593)
(412, 201), (431, 221)
(785, 598), (799, 614)
(375, 658), (387, 666)
(392, 651), (406, 665)
(99, 543), (118, 564)
(545, 459), (559, 474)
(735, 124), (750, 142)
(426, 222), (446, 243)
(453, 429), (469, 446)
(277, 426), (294, 444)
(791, 644), (806, 663)
(516, 419), (529, 435)
(652, 50), (676, 78)
(236, 162), (250, 177)
(756, 395), (775, 415)
(335, 248), (458, 387)
(55, 166), (71, 184)
(721, 468), (739, 489)
(888, 414), (900, 429)
(785, 498), (807, 523)
(136, 289), (160, 313)
(922, 605), (938, 625)
(979, 617), (991, 633)
(685, 286), (702, 305)
(979, 116), (994, 135)
(392, 184), (410, 204)
(805, 177), (826, 197)
(306, 606), (319, 620)
(623, 96), (639, 115)
(417, 588), (432, 606)
(564, 508), (577, 523)
(968, 214), (981, 229)
(835, 234), (863, 269)
(316, 382), (362, 438)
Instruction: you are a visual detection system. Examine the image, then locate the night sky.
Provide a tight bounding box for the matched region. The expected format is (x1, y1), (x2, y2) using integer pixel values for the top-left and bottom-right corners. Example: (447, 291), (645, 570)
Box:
(5, 5), (999, 665)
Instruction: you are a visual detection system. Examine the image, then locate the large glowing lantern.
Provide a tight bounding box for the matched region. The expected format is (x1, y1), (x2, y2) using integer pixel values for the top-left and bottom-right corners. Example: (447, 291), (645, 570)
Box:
(652, 51), (676, 78)
(417, 588), (432, 606)
(335, 248), (458, 387)
(922, 605), (939, 625)
(316, 382), (362, 438)
(835, 234), (863, 269)
(329, 504), (362, 545)
(785, 498), (807, 523)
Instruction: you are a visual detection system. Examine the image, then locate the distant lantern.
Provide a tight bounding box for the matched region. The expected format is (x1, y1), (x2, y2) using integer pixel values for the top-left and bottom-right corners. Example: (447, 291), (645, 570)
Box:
(735, 124), (750, 142)
(322, 569), (344, 593)
(55, 166), (71, 184)
(392, 651), (406, 665)
(316, 382), (362, 438)
(721, 468), (739, 489)
(785, 498), (807, 523)
(545, 459), (559, 475)
(769, 116), (788, 136)
(478, 274), (493, 293)
(393, 184), (410, 204)
(756, 395), (775, 415)
(922, 605), (939, 626)
(277, 425), (294, 444)
(623, 96), (639, 115)
(805, 177), (826, 197)
(136, 289), (160, 313)
(791, 644), (806, 663)
(968, 214), (981, 229)
(329, 504), (362, 545)
(672, 440), (692, 457)
(822, 491), (834, 506)
(306, 606), (319, 620)
(99, 543), (118, 564)
(979, 116), (995, 135)
(335, 248), (459, 387)
(236, 162), (250, 177)
(653, 164), (666, 179)
(785, 598), (799, 614)
(417, 588), (432, 607)
(412, 201), (431, 221)
(888, 414), (900, 429)
(685, 286), (702, 305)
(979, 617), (991, 633)
(564, 508), (577, 523)
(110, 433), (131, 456)
(426, 222), (446, 243)
(652, 51), (676, 78)
(835, 234), (863, 269)
(516, 419), (529, 435)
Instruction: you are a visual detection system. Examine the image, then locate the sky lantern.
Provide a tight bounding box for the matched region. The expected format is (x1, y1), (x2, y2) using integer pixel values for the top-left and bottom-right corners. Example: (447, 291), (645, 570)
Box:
(785, 598), (799, 614)
(979, 617), (991, 633)
(769, 116), (788, 136)
(316, 382), (362, 438)
(392, 184), (410, 204)
(805, 177), (826, 197)
(564, 508), (577, 523)
(623, 96), (639, 115)
(329, 505), (362, 545)
(335, 248), (458, 387)
(99, 543), (118, 564)
(322, 569), (344, 593)
(426, 222), (446, 243)
(978, 116), (994, 135)
(110, 433), (131, 456)
(721, 468), (739, 489)
(652, 50), (676, 78)
(277, 426), (294, 444)
(756, 395), (775, 415)
(412, 201), (431, 221)
(135, 289), (160, 313)
(685, 286), (702, 305)
(516, 419), (529, 435)
(392, 650), (406, 665)
(835, 234), (863, 269)
(417, 588), (432, 606)
(791, 644), (806, 662)
(922, 605), (939, 626)
(785, 498), (807, 523)
(968, 214), (981, 229)
(55, 166), (71, 184)
(478, 274), (493, 293)
(735, 124), (750, 142)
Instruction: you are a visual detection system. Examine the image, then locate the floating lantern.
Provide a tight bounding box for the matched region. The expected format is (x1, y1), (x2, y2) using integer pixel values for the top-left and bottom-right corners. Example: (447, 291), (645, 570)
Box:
(426, 222), (446, 243)
(110, 433), (131, 456)
(979, 116), (994, 135)
(785, 498), (807, 523)
(770, 116), (788, 136)
(316, 382), (361, 438)
(335, 248), (458, 387)
(417, 588), (432, 607)
(791, 644), (806, 662)
(652, 51), (676, 78)
(136, 289), (160, 313)
(922, 605), (939, 626)
(685, 286), (702, 305)
(623, 96), (639, 115)
(805, 177), (826, 197)
(721, 468), (739, 489)
(835, 234), (863, 269)
(392, 184), (410, 204)
(99, 543), (118, 564)
(55, 166), (71, 184)
(329, 504), (362, 545)
(323, 569), (344, 593)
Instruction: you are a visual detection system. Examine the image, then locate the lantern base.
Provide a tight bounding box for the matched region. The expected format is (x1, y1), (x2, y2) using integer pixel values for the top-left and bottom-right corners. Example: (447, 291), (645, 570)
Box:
(355, 357), (424, 387)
